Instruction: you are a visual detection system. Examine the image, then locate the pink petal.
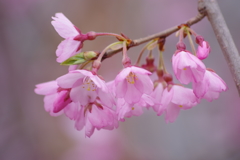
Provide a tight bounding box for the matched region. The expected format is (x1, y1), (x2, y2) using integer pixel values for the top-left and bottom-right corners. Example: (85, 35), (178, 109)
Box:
(115, 80), (127, 98)
(51, 13), (79, 38)
(157, 88), (174, 116)
(176, 67), (192, 84)
(165, 102), (180, 123)
(116, 98), (128, 121)
(130, 105), (144, 117)
(133, 76), (144, 93)
(136, 73), (153, 94)
(98, 89), (115, 107)
(114, 67), (131, 84)
(43, 94), (63, 116)
(191, 65), (206, 83)
(70, 80), (97, 105)
(207, 71), (227, 92)
(151, 84), (164, 103)
(85, 118), (95, 138)
(75, 106), (85, 131)
(172, 51), (206, 84)
(116, 99), (143, 120)
(176, 51), (198, 69)
(172, 54), (180, 74)
(87, 105), (113, 129)
(197, 41), (210, 60)
(90, 75), (108, 93)
(35, 81), (58, 95)
(130, 66), (152, 75)
(64, 102), (79, 120)
(43, 94), (56, 113)
(171, 85), (198, 108)
(139, 94), (155, 107)
(124, 82), (142, 104)
(57, 72), (84, 88)
(76, 69), (94, 77)
(53, 90), (71, 113)
(106, 80), (116, 96)
(87, 106), (103, 128)
(56, 38), (80, 63)
(203, 91), (220, 102)
(192, 78), (209, 98)
(189, 53), (206, 71)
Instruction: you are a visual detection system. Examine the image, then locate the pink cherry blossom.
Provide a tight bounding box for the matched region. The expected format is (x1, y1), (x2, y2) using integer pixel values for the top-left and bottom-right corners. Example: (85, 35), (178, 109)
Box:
(172, 51), (206, 84)
(162, 85), (198, 123)
(197, 41), (211, 60)
(34, 81), (71, 116)
(116, 94), (154, 121)
(57, 70), (112, 107)
(151, 83), (173, 116)
(52, 13), (82, 63)
(114, 66), (153, 104)
(64, 101), (118, 138)
(193, 69), (227, 101)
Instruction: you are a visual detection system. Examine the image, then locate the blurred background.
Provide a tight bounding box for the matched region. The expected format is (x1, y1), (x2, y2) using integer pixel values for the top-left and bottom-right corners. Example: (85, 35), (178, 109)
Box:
(1, 0), (240, 160)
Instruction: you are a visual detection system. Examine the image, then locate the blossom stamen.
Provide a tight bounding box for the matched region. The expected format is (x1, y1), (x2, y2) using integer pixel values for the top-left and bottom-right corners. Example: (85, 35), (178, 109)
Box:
(82, 77), (97, 91)
(126, 72), (138, 84)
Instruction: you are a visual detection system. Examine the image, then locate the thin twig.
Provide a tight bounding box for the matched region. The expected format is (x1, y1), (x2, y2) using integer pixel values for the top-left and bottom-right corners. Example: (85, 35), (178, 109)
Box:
(198, 0), (240, 95)
(102, 12), (206, 60)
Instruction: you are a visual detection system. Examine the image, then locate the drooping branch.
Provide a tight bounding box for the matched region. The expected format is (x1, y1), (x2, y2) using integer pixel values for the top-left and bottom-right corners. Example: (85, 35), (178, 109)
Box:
(102, 12), (206, 60)
(198, 0), (240, 95)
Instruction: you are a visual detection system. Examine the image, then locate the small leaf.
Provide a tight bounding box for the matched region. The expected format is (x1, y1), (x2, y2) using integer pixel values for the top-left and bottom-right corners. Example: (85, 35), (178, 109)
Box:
(61, 52), (86, 65)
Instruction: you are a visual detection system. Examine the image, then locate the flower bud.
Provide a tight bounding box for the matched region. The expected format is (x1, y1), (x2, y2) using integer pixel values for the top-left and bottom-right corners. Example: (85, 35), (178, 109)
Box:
(83, 51), (97, 60)
(176, 41), (186, 51)
(87, 31), (97, 40)
(196, 41), (210, 60)
(141, 56), (156, 73)
(195, 35), (204, 46)
(163, 73), (173, 83)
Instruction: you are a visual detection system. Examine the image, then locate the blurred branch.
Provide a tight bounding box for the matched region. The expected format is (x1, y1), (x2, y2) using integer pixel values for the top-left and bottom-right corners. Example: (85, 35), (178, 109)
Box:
(198, 0), (240, 95)
(102, 12), (205, 60)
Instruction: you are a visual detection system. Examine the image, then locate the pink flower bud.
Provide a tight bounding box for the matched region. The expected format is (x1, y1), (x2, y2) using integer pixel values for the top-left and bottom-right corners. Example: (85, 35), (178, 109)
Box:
(87, 31), (97, 40)
(196, 41), (211, 60)
(141, 56), (156, 73)
(176, 41), (186, 51)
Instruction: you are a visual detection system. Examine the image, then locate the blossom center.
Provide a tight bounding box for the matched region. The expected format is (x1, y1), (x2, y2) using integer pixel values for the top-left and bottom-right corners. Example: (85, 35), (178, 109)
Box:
(82, 77), (97, 91)
(126, 72), (138, 84)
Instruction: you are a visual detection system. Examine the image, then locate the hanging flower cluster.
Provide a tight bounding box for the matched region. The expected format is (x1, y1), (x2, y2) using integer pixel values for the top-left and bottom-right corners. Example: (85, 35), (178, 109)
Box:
(35, 13), (227, 137)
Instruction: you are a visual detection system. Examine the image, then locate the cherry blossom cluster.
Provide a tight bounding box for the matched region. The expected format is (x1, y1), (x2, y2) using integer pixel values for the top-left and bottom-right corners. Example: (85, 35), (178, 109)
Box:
(35, 13), (227, 137)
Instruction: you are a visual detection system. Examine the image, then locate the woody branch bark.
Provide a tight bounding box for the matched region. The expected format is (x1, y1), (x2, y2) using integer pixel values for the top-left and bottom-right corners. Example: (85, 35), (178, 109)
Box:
(102, 12), (205, 60)
(198, 0), (240, 95)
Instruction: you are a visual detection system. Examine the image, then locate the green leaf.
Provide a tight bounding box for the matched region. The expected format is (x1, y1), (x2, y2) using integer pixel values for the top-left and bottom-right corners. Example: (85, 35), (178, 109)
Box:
(61, 52), (85, 65)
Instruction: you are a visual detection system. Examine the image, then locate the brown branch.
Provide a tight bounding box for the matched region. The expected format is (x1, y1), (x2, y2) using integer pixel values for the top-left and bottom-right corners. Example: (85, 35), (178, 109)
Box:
(198, 0), (240, 95)
(102, 12), (206, 60)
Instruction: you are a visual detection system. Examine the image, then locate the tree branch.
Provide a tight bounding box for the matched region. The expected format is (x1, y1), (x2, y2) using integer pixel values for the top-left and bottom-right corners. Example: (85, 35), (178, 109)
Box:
(198, 0), (240, 95)
(102, 12), (205, 60)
